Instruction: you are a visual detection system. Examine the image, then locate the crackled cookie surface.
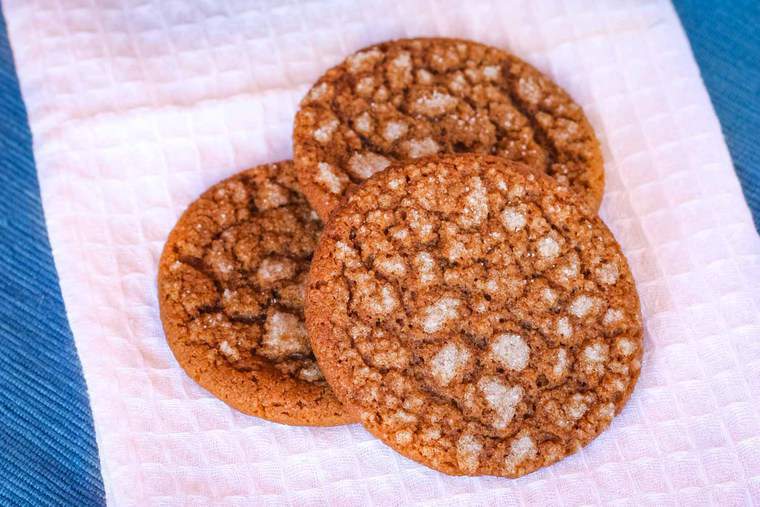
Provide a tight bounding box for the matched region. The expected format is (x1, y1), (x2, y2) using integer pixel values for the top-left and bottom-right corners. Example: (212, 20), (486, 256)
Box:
(307, 154), (641, 476)
(158, 161), (353, 426)
(293, 37), (603, 220)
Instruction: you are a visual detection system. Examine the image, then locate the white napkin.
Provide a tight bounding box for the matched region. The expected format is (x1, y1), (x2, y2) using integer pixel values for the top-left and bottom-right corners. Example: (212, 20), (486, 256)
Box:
(6, 0), (760, 505)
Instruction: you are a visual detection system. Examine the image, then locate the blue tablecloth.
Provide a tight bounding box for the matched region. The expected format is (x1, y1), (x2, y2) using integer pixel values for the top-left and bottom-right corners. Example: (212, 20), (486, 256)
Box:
(0, 1), (757, 504)
(0, 5), (105, 507)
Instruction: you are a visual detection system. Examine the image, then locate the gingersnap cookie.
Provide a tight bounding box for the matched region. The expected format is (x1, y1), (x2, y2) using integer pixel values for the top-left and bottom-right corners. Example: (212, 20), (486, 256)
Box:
(306, 154), (642, 476)
(158, 161), (353, 426)
(293, 37), (603, 220)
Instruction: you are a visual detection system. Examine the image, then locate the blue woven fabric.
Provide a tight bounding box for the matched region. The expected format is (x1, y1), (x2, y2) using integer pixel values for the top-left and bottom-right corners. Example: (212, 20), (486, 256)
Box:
(0, 5), (105, 507)
(673, 0), (760, 231)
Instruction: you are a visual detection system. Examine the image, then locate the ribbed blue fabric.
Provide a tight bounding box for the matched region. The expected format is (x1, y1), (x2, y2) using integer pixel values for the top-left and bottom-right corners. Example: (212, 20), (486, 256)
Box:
(0, 5), (105, 507)
(673, 0), (760, 230)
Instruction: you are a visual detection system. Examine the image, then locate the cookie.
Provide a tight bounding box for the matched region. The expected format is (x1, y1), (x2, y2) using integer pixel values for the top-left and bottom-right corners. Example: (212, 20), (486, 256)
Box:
(158, 161), (353, 426)
(306, 154), (642, 476)
(293, 37), (603, 220)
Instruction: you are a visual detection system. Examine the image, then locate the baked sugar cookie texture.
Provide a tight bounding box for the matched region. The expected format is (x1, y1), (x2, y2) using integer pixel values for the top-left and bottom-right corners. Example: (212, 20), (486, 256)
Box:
(306, 155), (642, 476)
(158, 162), (353, 426)
(293, 38), (604, 220)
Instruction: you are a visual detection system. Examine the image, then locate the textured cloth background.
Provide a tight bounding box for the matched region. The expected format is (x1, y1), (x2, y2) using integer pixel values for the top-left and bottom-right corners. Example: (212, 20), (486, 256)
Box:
(4, 0), (760, 505)
(0, 4), (104, 506)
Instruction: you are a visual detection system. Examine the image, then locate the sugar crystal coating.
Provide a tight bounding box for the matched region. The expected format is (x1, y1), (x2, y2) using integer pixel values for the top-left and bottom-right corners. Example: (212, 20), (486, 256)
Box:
(457, 435), (483, 473)
(407, 137), (440, 158)
(604, 308), (624, 326)
(501, 207), (526, 231)
(569, 294), (595, 318)
(553, 348), (569, 378)
(383, 120), (409, 142)
(431, 343), (470, 386)
(158, 162), (352, 425)
(505, 434), (537, 474)
(556, 317), (573, 340)
(313, 118), (339, 143)
(490, 333), (530, 371)
(422, 297), (460, 333)
(294, 38), (604, 220)
(459, 176), (489, 227)
(347, 152), (392, 179)
(538, 236), (561, 259)
(219, 340), (239, 361)
(596, 262), (619, 285)
(479, 376), (523, 429)
(261, 311), (310, 360)
(257, 257), (296, 285)
(316, 162), (345, 194)
(412, 90), (458, 117)
(306, 155), (642, 476)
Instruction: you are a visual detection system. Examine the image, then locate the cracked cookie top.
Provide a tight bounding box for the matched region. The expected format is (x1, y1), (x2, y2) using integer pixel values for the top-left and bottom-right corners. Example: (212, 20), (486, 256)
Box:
(306, 154), (641, 476)
(158, 161), (353, 426)
(293, 37), (604, 220)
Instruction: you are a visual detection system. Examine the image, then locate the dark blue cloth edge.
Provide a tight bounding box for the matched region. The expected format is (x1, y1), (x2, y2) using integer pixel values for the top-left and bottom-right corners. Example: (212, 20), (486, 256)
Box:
(0, 3), (106, 506)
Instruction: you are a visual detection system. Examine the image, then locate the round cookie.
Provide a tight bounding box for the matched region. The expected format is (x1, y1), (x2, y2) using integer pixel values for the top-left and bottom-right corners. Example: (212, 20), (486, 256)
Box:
(293, 37), (604, 220)
(306, 154), (642, 476)
(158, 161), (353, 426)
